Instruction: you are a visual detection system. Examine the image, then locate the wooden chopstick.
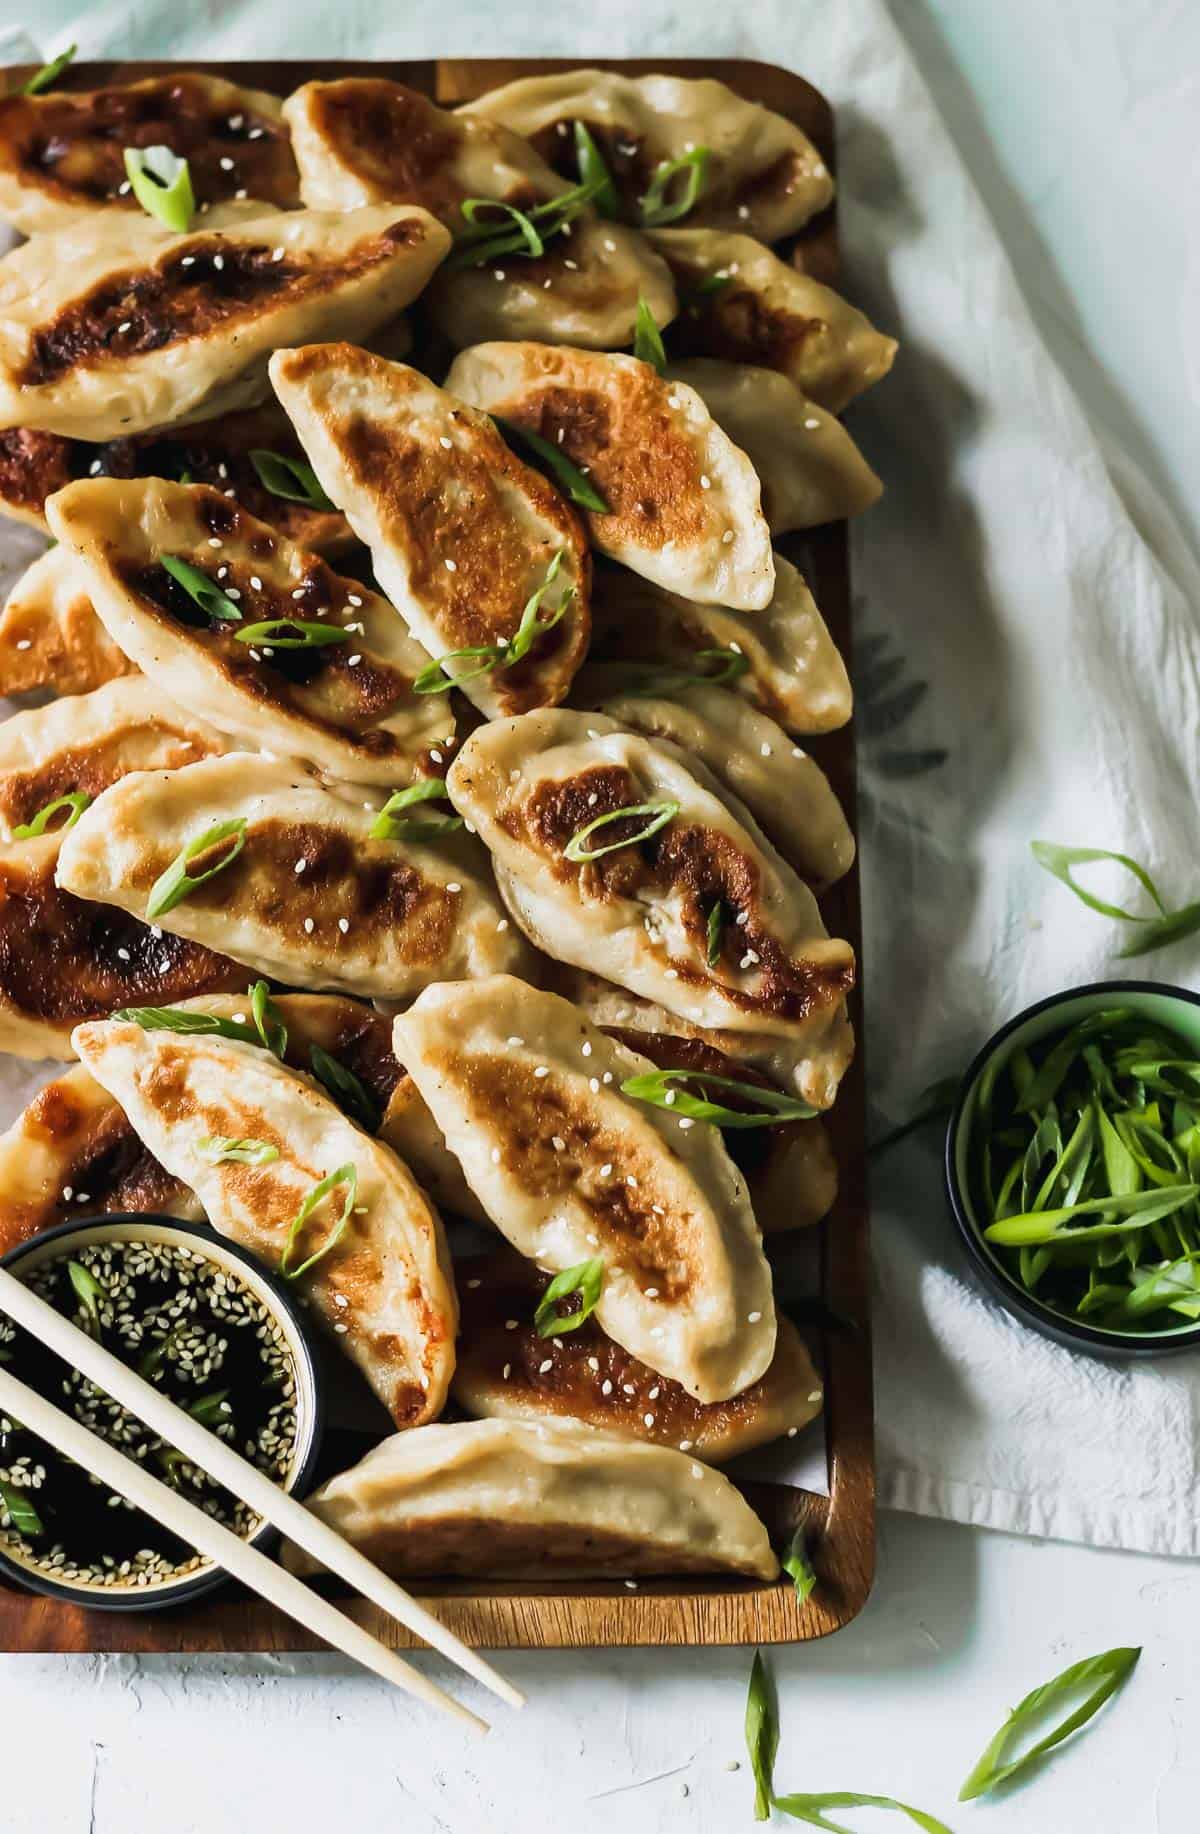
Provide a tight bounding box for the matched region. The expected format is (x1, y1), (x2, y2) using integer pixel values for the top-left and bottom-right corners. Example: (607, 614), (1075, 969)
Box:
(0, 1263), (523, 1715)
(0, 1361), (486, 1729)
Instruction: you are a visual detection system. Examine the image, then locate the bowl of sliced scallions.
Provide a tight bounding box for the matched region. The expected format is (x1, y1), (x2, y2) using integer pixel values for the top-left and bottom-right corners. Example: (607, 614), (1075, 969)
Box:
(946, 982), (1200, 1354)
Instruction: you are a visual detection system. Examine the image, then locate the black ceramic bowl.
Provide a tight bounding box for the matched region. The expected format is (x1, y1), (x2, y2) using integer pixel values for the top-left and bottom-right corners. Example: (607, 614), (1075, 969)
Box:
(945, 980), (1200, 1360)
(0, 1213), (325, 1610)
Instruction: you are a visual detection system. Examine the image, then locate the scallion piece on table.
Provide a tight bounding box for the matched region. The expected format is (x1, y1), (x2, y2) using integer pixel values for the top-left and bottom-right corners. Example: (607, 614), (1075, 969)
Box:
(1031, 838), (1200, 957)
(958, 1646), (1140, 1800)
(563, 798), (679, 862)
(123, 145), (195, 233)
(145, 817), (247, 920)
(12, 791), (91, 840)
(533, 1258), (605, 1338)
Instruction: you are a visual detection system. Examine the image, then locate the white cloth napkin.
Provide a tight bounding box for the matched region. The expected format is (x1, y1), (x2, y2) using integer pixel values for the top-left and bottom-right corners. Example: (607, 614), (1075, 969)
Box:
(6, 0), (1200, 1556)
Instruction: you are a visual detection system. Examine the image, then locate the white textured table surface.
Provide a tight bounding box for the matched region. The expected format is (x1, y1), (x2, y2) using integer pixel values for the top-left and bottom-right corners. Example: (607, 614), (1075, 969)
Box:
(1, 3), (1198, 1831)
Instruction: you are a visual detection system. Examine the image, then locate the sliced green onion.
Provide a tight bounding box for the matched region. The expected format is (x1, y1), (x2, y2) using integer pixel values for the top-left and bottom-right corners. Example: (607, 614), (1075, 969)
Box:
(12, 791), (91, 840)
(639, 148), (710, 227)
(705, 900), (723, 967)
(983, 1182), (1198, 1247)
(412, 644), (505, 694)
(632, 294), (667, 371)
(68, 1259), (104, 1339)
(0, 1480), (43, 1539)
(621, 1066), (819, 1128)
(448, 178), (602, 269)
(563, 798), (678, 862)
(310, 1045), (380, 1134)
(248, 449), (334, 509)
(161, 554), (242, 623)
(494, 416), (611, 514)
(459, 195), (544, 257)
(188, 1389), (231, 1426)
(534, 1258), (605, 1338)
(145, 817), (247, 920)
(233, 619), (351, 650)
(123, 145), (195, 234)
(622, 648), (751, 698)
(250, 980), (287, 1059)
(504, 549), (574, 666)
(772, 1792), (954, 1832)
(745, 1650), (778, 1822)
(21, 43), (76, 96)
(368, 779), (463, 843)
(197, 1136), (279, 1166)
(959, 1646), (1140, 1800)
(781, 1526), (816, 1605)
(692, 646), (750, 685)
(114, 1006), (258, 1046)
(280, 1163), (358, 1280)
(573, 120), (619, 218)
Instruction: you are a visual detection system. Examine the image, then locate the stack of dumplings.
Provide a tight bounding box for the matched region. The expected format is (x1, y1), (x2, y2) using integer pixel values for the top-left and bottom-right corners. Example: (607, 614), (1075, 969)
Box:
(0, 58), (893, 1588)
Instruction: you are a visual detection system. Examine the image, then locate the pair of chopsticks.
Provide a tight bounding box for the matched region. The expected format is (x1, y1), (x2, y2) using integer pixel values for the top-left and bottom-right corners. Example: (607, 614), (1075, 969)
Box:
(0, 1263), (522, 1731)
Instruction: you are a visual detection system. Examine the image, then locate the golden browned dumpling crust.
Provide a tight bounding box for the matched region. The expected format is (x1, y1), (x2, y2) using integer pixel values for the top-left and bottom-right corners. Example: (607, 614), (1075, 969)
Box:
(0, 73), (299, 234)
(453, 1246), (823, 1463)
(0, 546), (134, 698)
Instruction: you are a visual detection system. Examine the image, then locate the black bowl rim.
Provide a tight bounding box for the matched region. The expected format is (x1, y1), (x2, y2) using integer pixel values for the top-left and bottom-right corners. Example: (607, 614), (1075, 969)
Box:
(0, 1211), (325, 1611)
(944, 978), (1200, 1358)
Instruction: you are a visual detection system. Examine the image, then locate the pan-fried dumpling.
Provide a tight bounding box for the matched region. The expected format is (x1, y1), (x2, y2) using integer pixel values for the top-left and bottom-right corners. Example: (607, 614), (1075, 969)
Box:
(0, 72), (300, 235)
(462, 69), (833, 242)
(0, 832), (244, 1060)
(0, 545), (133, 697)
(56, 753), (530, 1000)
(667, 360), (882, 532)
(446, 710), (855, 1108)
(543, 961), (849, 1153)
(428, 220), (677, 352)
(282, 1416), (778, 1579)
(444, 342), (774, 610)
(72, 1018), (457, 1426)
(393, 976), (775, 1402)
(598, 1023), (839, 1235)
(0, 675), (230, 841)
(588, 554), (851, 737)
(454, 1248), (822, 1462)
(270, 343), (592, 717)
(575, 667), (854, 891)
(0, 205), (450, 440)
(0, 1064), (200, 1258)
(46, 477), (453, 786)
(283, 77), (562, 225)
(646, 229), (897, 412)
(0, 405), (354, 553)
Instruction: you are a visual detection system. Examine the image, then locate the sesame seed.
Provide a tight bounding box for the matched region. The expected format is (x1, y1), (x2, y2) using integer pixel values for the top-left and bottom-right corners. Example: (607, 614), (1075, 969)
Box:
(439, 436), (453, 449)
(294, 859), (306, 874)
(787, 1426), (799, 1437)
(804, 417), (821, 430)
(587, 1357), (600, 1371)
(679, 1439), (694, 1452)
(446, 881), (462, 893)
(624, 1579), (637, 1590)
(219, 156), (235, 171)
(552, 1136), (565, 1152)
(643, 1413), (655, 1428)
(505, 1319), (518, 1330)
(444, 557), (457, 572)
(538, 1358), (553, 1374)
(497, 919), (509, 932)
(534, 1066), (550, 1079)
(213, 254), (225, 270)
(678, 1118), (694, 1130)
(208, 537), (222, 549)
(581, 1041), (592, 1057)
(14, 639), (30, 650)
(700, 474), (711, 490)
(507, 1036), (525, 1046)
(645, 1288), (659, 1298)
(502, 1363), (512, 1379)
(303, 918), (314, 934)
(250, 576), (262, 590)
(599, 1163), (613, 1177)
(494, 269), (506, 281)
(737, 204), (750, 219)
(337, 918), (349, 934)
(601, 1379), (613, 1395)
(722, 529), (735, 544)
(748, 1311), (762, 1323)
(493, 1148), (503, 1164)
(347, 654), (362, 666)
(760, 742), (771, 757)
(622, 1383), (636, 1396)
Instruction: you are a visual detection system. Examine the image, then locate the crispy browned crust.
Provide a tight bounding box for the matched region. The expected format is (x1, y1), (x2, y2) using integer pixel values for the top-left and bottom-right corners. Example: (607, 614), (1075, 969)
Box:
(0, 843), (245, 1032)
(494, 350), (712, 559)
(516, 760), (854, 1024)
(0, 409), (353, 552)
(272, 342), (592, 717)
(0, 73), (298, 217)
(0, 554), (133, 697)
(453, 1247), (822, 1462)
(22, 219), (431, 386)
(0, 1073), (194, 1258)
(0, 712), (215, 832)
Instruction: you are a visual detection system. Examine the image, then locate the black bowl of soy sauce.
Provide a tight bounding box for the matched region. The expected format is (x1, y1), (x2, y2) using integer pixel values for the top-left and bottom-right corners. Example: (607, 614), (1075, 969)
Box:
(0, 1214), (324, 1611)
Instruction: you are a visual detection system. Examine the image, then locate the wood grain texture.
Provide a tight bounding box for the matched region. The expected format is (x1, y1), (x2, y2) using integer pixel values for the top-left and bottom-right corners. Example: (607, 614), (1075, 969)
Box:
(0, 54), (874, 1652)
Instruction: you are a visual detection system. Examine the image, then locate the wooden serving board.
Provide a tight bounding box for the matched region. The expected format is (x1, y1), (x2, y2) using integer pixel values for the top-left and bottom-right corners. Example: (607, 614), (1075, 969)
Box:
(0, 54), (874, 1651)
